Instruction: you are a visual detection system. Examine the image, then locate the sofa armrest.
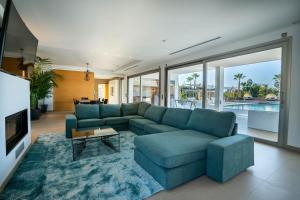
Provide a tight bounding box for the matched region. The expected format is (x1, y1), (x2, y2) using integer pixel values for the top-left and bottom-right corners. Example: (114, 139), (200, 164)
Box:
(206, 134), (254, 182)
(66, 114), (77, 138)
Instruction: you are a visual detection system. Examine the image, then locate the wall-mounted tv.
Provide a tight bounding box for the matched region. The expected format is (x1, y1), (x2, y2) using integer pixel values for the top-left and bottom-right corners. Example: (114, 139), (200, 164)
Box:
(0, 0), (38, 75)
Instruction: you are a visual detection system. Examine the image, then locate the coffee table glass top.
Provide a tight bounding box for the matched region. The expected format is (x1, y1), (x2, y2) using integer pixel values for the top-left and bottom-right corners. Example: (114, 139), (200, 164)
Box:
(72, 127), (119, 139)
(71, 127), (120, 161)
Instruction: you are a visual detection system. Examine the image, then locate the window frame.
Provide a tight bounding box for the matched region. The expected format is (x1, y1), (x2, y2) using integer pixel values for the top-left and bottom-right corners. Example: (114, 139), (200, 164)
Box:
(127, 68), (161, 105)
(164, 37), (292, 148)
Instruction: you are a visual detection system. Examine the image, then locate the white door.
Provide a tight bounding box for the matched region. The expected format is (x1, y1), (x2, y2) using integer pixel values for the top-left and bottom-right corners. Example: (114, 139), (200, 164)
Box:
(98, 84), (105, 99)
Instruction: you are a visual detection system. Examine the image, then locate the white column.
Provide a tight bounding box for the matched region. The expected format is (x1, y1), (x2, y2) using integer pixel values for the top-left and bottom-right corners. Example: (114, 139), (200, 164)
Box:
(128, 77), (133, 103)
(215, 66), (224, 111)
(160, 66), (165, 106)
(174, 74), (179, 108)
(123, 76), (128, 103)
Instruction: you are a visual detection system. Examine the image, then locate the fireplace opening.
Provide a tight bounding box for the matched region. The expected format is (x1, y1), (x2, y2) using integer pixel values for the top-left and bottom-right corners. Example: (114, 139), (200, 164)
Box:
(5, 109), (28, 155)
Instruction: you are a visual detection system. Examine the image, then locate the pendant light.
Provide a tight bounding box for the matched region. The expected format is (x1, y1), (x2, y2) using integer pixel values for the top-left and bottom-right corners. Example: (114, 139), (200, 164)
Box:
(84, 62), (91, 81)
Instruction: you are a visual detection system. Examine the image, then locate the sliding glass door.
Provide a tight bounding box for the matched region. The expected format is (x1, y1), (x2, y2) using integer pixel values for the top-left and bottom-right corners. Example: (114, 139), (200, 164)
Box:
(141, 72), (160, 105)
(166, 39), (290, 147)
(128, 76), (140, 103)
(166, 63), (203, 109)
(128, 71), (160, 105)
(205, 48), (283, 143)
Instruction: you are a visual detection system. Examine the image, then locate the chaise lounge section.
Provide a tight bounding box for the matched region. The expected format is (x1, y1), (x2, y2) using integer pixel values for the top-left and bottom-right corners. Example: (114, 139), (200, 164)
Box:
(65, 102), (254, 189)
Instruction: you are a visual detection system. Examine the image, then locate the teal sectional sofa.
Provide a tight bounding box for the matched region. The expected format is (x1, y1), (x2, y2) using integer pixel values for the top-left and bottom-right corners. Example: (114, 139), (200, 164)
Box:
(65, 102), (254, 189)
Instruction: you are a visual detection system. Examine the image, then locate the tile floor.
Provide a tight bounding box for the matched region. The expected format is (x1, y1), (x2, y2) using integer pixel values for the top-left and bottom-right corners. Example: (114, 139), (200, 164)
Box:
(236, 115), (278, 142)
(30, 112), (300, 200)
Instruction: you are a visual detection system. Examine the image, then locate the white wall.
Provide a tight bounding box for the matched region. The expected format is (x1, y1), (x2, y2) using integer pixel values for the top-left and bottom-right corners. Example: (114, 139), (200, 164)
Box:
(0, 72), (31, 188)
(108, 79), (120, 104)
(126, 24), (300, 148)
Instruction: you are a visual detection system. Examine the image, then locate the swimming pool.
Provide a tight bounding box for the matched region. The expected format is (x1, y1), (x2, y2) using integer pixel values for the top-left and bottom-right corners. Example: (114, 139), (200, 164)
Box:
(224, 103), (280, 112)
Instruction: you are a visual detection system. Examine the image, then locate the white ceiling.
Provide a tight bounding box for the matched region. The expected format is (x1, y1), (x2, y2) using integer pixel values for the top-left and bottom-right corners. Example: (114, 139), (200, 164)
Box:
(12, 0), (300, 78)
(169, 48), (281, 75)
(207, 48), (281, 68)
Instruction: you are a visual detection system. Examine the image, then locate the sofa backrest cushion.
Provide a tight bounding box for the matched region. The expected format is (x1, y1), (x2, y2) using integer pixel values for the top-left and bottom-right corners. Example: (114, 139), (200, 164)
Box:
(138, 102), (151, 116)
(121, 103), (139, 116)
(187, 109), (236, 138)
(144, 105), (167, 123)
(162, 108), (192, 129)
(100, 104), (121, 118)
(75, 104), (100, 120)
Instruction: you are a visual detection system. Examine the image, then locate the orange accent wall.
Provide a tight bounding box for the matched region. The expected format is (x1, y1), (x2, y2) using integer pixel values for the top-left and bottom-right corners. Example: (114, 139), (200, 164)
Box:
(105, 84), (109, 99)
(53, 70), (95, 111)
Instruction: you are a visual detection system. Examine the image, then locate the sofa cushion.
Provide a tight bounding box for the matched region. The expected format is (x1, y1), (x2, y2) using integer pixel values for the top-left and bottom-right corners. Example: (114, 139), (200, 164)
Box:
(187, 109), (236, 138)
(100, 104), (121, 118)
(143, 124), (180, 134)
(161, 108), (192, 129)
(104, 117), (128, 125)
(121, 103), (139, 116)
(144, 105), (167, 123)
(129, 118), (157, 130)
(122, 115), (144, 120)
(134, 130), (218, 168)
(138, 102), (151, 116)
(77, 118), (105, 128)
(75, 104), (99, 120)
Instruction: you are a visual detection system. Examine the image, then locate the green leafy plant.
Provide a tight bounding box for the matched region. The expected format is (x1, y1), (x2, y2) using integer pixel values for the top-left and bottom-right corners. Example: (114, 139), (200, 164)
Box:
(224, 89), (238, 101)
(273, 74), (281, 89)
(258, 84), (268, 98)
(241, 79), (253, 93)
(250, 83), (260, 97)
(30, 57), (62, 109)
(179, 87), (187, 100)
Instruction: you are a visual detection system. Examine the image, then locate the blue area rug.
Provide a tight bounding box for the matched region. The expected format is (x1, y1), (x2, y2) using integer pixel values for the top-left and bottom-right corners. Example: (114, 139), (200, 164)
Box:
(0, 131), (163, 200)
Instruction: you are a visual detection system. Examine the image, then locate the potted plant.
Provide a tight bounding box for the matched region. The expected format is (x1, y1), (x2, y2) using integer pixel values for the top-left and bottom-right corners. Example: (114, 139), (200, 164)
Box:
(30, 57), (62, 119)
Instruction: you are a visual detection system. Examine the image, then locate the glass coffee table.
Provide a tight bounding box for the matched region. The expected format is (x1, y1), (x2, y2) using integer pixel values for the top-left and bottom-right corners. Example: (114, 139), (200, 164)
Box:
(71, 127), (120, 161)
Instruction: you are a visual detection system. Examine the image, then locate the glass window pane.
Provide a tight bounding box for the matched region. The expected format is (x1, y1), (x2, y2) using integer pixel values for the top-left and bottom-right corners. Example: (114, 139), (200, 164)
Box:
(141, 72), (160, 105)
(205, 48), (282, 143)
(206, 65), (218, 110)
(167, 64), (203, 109)
(128, 76), (140, 103)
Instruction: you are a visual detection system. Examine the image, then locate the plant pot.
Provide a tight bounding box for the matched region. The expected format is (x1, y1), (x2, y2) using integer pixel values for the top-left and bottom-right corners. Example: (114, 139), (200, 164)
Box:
(31, 109), (41, 120)
(40, 104), (48, 113)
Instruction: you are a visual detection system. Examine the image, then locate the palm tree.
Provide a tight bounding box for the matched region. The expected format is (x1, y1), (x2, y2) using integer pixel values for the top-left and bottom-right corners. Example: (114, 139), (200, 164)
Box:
(30, 57), (62, 110)
(191, 73), (200, 89)
(234, 73), (246, 93)
(273, 74), (281, 89)
(186, 76), (193, 89)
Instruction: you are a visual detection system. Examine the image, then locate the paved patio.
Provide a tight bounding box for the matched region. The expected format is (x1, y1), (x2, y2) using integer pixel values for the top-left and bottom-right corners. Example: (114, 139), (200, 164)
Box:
(235, 114), (278, 142)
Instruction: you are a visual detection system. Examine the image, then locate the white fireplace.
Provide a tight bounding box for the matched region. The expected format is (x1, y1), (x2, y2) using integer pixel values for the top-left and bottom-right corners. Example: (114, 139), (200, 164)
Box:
(0, 71), (31, 189)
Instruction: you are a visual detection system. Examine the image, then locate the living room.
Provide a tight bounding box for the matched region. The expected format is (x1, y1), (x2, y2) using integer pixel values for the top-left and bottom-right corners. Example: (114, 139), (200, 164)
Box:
(1, 0), (300, 199)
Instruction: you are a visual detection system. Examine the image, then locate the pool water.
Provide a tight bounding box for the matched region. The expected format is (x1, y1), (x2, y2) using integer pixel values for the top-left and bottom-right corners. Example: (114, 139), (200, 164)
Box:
(224, 103), (280, 112)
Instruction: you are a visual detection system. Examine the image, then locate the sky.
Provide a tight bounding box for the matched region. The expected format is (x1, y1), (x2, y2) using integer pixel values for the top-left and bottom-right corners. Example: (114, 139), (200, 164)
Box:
(178, 60), (281, 88)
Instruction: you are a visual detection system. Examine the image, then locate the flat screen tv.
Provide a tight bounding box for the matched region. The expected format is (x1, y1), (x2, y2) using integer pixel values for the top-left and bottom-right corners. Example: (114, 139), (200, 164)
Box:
(0, 0), (38, 74)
